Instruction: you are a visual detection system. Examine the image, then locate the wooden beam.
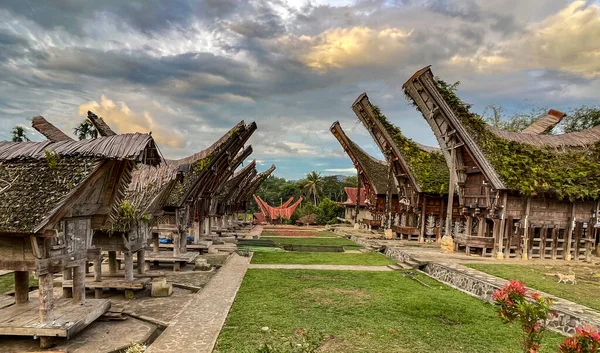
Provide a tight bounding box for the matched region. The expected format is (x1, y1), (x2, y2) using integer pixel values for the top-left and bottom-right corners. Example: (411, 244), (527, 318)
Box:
(72, 265), (86, 304)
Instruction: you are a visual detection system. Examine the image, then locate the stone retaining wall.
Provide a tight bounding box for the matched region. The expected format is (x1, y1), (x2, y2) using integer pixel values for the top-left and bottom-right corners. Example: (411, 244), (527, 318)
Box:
(421, 262), (600, 335)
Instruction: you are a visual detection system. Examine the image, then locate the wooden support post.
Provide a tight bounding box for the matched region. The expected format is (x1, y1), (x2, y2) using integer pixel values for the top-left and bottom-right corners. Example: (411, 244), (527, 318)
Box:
(14, 271), (29, 304)
(215, 216), (222, 231)
(173, 231), (181, 257)
(108, 251), (118, 275)
(551, 227), (558, 260)
(180, 231), (187, 254)
(496, 193), (508, 259)
(173, 261), (181, 271)
(39, 272), (55, 348)
(565, 202), (576, 261)
(94, 258), (102, 282)
(62, 268), (73, 298)
(491, 219), (499, 258)
(540, 226), (548, 259)
(124, 252), (134, 282)
(152, 232), (160, 253)
(72, 265), (86, 304)
(205, 217), (212, 235)
(137, 250), (146, 274)
(521, 197), (531, 260)
(505, 217), (513, 258)
(193, 221), (200, 244)
(586, 218), (595, 262)
(574, 221), (583, 261)
(384, 159), (394, 230)
(419, 197), (427, 243)
(354, 175), (361, 226)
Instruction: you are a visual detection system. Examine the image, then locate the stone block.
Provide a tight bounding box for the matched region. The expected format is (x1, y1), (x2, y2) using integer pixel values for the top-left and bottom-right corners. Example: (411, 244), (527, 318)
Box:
(384, 229), (393, 239)
(207, 245), (219, 254)
(195, 258), (211, 271)
(151, 279), (173, 297)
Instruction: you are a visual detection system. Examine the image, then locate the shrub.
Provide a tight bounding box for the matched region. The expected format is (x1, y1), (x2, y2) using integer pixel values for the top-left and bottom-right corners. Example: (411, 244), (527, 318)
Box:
(558, 325), (600, 353)
(246, 331), (324, 353)
(493, 280), (552, 353)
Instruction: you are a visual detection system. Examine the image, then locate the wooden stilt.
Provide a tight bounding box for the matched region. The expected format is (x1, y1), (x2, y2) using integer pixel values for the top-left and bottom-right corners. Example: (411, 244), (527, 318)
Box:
(419, 197), (427, 243)
(565, 202), (576, 261)
(152, 232), (160, 254)
(521, 197), (531, 260)
(173, 232), (180, 257)
(62, 268), (73, 298)
(39, 271), (55, 348)
(137, 250), (146, 274)
(93, 258), (102, 282)
(551, 227), (558, 260)
(14, 271), (30, 304)
(496, 193), (508, 259)
(72, 265), (86, 304)
(124, 252), (134, 282)
(108, 251), (118, 275)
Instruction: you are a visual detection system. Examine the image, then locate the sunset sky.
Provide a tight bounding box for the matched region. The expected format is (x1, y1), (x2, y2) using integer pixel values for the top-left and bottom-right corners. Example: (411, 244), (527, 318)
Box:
(1, 0), (599, 179)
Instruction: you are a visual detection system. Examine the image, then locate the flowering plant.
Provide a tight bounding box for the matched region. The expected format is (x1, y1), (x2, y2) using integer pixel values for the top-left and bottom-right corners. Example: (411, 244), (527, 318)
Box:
(493, 281), (552, 353)
(558, 325), (600, 353)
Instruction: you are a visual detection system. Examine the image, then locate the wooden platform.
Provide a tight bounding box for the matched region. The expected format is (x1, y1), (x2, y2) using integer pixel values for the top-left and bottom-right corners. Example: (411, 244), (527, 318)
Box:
(117, 252), (198, 271)
(0, 298), (110, 338)
(159, 242), (211, 251)
(0, 294), (14, 309)
(62, 277), (150, 290)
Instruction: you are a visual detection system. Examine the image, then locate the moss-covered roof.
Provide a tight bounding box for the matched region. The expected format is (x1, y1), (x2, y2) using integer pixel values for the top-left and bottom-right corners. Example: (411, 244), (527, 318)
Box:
(370, 105), (449, 195)
(432, 78), (600, 201)
(345, 139), (392, 195)
(0, 156), (98, 233)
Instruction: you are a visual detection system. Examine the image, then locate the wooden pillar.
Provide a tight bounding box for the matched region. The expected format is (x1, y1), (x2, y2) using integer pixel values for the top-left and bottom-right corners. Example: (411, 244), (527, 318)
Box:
(180, 231), (187, 254)
(152, 232), (160, 253)
(465, 216), (472, 236)
(137, 250), (146, 274)
(93, 257), (103, 299)
(496, 193), (508, 259)
(565, 202), (576, 261)
(354, 175), (361, 225)
(173, 231), (181, 257)
(72, 265), (86, 304)
(215, 216), (222, 231)
(444, 142), (456, 239)
(384, 155), (394, 230)
(39, 272), (55, 348)
(14, 271), (29, 304)
(521, 197), (531, 260)
(551, 227), (558, 260)
(124, 252), (134, 282)
(419, 197), (427, 243)
(204, 217), (211, 235)
(540, 226), (548, 259)
(62, 268), (73, 298)
(108, 251), (118, 275)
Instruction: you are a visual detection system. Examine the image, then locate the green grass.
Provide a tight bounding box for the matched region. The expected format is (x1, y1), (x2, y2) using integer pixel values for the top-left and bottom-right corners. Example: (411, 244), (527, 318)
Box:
(261, 237), (362, 250)
(0, 272), (38, 294)
(251, 252), (395, 265)
(467, 263), (600, 311)
(215, 269), (563, 353)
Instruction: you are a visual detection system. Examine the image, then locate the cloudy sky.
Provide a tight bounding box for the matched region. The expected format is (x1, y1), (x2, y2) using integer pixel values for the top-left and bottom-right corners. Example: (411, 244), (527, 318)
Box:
(1, 0), (599, 179)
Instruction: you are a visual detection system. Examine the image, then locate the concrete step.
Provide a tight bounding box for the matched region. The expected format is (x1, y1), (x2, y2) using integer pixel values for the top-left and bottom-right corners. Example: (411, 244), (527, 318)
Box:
(387, 264), (404, 271)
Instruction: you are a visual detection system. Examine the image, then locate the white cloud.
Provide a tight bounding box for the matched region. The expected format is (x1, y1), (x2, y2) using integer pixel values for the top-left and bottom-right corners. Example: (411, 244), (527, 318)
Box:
(324, 167), (356, 174)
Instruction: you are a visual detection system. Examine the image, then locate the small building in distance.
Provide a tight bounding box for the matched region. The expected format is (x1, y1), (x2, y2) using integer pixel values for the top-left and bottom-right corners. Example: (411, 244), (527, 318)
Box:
(340, 187), (370, 224)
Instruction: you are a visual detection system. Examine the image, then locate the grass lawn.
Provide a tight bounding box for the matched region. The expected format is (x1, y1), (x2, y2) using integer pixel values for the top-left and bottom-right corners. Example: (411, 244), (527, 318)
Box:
(251, 252), (395, 265)
(215, 269), (563, 353)
(0, 272), (38, 294)
(467, 263), (600, 311)
(261, 236), (362, 250)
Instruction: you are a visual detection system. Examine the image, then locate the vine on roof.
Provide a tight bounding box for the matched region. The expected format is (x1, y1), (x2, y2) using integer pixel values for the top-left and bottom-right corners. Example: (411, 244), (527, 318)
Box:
(370, 104), (449, 195)
(430, 79), (600, 201)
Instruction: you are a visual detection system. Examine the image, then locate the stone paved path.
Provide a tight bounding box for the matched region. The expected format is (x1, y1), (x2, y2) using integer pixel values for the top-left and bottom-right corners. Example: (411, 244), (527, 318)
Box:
(249, 264), (392, 271)
(244, 225), (263, 239)
(146, 254), (251, 353)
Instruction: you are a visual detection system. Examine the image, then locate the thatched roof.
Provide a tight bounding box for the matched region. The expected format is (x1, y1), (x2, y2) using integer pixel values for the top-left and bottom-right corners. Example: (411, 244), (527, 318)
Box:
(32, 116), (73, 142)
(87, 111), (116, 136)
(0, 133), (161, 165)
(330, 121), (394, 195)
(0, 129), (160, 234)
(521, 109), (565, 135)
(403, 66), (600, 200)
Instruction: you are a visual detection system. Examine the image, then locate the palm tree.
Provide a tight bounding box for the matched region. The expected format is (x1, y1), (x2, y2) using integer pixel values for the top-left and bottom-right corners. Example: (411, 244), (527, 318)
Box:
(304, 171), (323, 206)
(73, 120), (98, 140)
(11, 126), (30, 142)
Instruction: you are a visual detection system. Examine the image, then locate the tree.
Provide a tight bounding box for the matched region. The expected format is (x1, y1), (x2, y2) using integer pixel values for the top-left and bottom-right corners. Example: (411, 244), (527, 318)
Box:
(11, 126), (30, 142)
(304, 171), (323, 206)
(74, 120), (98, 140)
(561, 105), (600, 133)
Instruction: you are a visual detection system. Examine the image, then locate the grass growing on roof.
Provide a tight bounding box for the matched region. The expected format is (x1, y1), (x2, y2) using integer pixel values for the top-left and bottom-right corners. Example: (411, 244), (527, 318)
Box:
(251, 252), (395, 265)
(466, 263), (600, 311)
(428, 79), (600, 201)
(371, 104), (449, 195)
(215, 269), (562, 353)
(261, 236), (362, 249)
